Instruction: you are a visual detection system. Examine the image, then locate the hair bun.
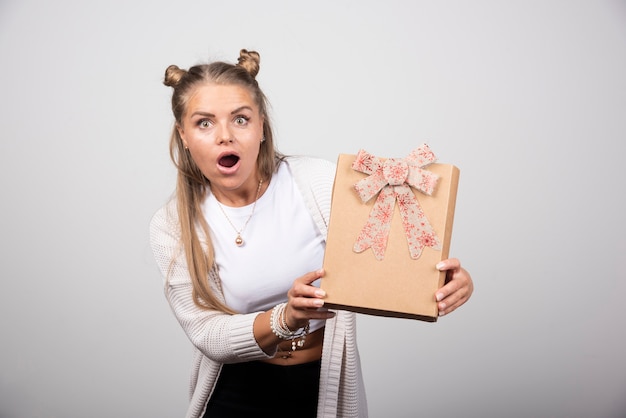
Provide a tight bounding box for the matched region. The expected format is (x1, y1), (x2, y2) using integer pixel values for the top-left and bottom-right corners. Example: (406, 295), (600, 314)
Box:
(236, 49), (260, 78)
(164, 65), (187, 87)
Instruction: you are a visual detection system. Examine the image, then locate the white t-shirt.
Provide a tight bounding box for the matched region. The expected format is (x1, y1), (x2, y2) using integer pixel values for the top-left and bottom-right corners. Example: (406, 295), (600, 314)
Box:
(203, 161), (326, 332)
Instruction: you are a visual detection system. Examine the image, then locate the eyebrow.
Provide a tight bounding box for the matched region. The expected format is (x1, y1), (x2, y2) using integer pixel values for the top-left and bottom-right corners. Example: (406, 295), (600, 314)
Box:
(189, 106), (254, 118)
(230, 106), (254, 115)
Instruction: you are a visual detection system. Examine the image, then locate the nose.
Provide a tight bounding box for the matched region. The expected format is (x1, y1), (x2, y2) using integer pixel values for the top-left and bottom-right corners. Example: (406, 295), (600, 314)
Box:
(216, 123), (234, 144)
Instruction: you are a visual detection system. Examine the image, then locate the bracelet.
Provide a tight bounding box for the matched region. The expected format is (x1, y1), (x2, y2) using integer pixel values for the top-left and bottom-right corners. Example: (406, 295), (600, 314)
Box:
(270, 303), (309, 340)
(271, 303), (310, 358)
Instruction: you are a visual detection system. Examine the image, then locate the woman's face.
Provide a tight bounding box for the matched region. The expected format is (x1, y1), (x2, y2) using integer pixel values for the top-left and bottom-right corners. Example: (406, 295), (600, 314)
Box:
(177, 83), (264, 203)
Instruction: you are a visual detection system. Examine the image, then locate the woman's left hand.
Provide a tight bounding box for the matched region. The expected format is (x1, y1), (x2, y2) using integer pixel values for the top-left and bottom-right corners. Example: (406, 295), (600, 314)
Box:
(434, 258), (473, 317)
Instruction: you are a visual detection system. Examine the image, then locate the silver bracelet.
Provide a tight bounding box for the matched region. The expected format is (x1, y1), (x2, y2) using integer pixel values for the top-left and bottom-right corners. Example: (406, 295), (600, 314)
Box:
(270, 302), (308, 340)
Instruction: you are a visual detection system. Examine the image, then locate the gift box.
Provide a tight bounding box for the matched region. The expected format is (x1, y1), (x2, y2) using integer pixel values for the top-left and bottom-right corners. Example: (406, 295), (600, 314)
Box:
(321, 144), (459, 322)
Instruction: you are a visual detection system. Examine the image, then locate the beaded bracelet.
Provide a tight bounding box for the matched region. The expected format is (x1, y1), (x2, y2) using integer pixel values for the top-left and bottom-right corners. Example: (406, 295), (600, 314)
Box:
(270, 302), (309, 340)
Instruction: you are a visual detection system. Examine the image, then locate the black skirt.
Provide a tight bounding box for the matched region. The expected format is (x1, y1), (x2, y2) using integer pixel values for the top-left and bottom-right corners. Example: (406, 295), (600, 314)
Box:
(203, 359), (321, 418)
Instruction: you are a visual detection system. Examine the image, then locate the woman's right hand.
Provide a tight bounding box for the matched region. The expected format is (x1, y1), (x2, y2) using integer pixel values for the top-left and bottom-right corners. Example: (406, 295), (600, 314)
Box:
(253, 268), (335, 356)
(284, 268), (336, 330)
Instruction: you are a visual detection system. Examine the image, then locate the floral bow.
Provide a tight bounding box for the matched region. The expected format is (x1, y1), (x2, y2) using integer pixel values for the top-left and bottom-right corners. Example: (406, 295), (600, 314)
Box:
(352, 144), (442, 260)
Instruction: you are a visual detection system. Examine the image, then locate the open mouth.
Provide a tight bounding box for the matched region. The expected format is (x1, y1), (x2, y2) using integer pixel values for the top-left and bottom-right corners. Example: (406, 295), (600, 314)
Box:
(218, 154), (240, 168)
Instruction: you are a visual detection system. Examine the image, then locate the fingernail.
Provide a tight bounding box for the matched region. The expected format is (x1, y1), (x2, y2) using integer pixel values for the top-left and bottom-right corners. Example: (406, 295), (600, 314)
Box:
(436, 262), (445, 271)
(439, 311), (445, 317)
(438, 302), (446, 310)
(315, 289), (326, 298)
(436, 293), (444, 302)
(317, 268), (325, 275)
(313, 299), (324, 307)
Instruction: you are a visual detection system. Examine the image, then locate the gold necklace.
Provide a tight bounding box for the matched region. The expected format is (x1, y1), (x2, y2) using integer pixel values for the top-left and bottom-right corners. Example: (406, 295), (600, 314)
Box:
(215, 179), (263, 246)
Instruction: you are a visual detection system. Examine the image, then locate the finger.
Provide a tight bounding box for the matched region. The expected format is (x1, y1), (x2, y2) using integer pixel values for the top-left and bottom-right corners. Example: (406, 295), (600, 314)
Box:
(439, 298), (465, 316)
(436, 258), (460, 272)
(435, 265), (466, 300)
(285, 309), (336, 331)
(436, 271), (473, 316)
(305, 307), (337, 320)
(305, 268), (325, 284)
(290, 269), (325, 299)
(437, 285), (465, 315)
(294, 268), (325, 286)
(439, 284), (472, 316)
(435, 279), (460, 305)
(285, 297), (335, 328)
(289, 287), (330, 312)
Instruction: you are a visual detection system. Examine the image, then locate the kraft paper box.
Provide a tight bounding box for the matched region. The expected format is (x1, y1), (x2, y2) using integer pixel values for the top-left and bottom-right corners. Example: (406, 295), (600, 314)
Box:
(321, 145), (459, 322)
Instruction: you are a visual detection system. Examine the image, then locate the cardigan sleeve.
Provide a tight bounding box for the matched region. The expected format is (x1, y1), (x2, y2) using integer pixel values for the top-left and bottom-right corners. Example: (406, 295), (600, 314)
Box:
(149, 201), (273, 363)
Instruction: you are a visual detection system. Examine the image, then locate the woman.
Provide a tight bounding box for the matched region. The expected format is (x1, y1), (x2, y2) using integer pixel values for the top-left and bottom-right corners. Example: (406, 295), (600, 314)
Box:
(150, 49), (473, 418)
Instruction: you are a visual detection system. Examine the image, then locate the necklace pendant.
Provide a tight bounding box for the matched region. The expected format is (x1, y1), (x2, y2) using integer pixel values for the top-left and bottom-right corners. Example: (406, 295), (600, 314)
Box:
(216, 179), (263, 248)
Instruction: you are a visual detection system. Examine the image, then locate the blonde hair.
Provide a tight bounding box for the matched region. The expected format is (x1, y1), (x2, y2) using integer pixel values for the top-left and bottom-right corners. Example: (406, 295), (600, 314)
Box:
(164, 49), (281, 312)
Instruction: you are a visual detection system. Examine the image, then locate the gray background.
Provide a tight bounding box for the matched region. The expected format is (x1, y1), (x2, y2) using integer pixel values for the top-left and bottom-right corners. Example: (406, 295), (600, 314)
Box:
(1, 1), (625, 417)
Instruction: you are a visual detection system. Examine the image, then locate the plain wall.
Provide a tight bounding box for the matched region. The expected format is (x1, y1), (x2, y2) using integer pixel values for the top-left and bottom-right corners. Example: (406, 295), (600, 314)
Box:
(1, 1), (625, 417)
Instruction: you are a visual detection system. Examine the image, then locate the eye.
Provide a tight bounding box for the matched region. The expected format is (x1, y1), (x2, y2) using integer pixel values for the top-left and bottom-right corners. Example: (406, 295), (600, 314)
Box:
(234, 116), (249, 126)
(198, 119), (211, 128)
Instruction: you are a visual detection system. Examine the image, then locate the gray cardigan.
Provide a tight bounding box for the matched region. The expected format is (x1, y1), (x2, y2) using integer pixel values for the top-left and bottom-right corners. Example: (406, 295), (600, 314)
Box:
(150, 156), (368, 418)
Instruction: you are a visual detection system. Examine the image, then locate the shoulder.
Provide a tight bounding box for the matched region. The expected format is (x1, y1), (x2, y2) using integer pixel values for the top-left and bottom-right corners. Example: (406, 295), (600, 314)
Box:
(149, 198), (180, 241)
(283, 155), (336, 184)
(281, 155), (336, 236)
(284, 154), (335, 169)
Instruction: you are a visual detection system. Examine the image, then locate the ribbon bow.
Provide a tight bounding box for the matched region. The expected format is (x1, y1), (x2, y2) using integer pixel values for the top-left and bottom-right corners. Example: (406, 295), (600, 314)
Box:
(352, 144), (442, 260)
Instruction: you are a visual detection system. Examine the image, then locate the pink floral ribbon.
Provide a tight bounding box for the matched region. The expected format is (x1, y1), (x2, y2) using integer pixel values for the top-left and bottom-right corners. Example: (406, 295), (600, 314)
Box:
(351, 144), (442, 260)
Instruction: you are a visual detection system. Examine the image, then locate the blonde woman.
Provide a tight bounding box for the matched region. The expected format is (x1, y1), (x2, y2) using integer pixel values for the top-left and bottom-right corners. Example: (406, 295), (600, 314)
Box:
(150, 49), (473, 418)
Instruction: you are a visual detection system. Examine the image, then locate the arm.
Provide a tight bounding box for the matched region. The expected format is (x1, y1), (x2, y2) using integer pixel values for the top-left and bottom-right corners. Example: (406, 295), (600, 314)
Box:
(150, 204), (335, 361)
(150, 203), (272, 363)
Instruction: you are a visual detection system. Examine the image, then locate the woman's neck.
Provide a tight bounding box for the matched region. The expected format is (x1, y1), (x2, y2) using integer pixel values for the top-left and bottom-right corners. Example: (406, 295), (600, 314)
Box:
(211, 178), (266, 207)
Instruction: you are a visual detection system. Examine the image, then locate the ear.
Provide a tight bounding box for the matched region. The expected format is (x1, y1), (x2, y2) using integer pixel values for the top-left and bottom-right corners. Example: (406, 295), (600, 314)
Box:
(176, 123), (189, 149)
